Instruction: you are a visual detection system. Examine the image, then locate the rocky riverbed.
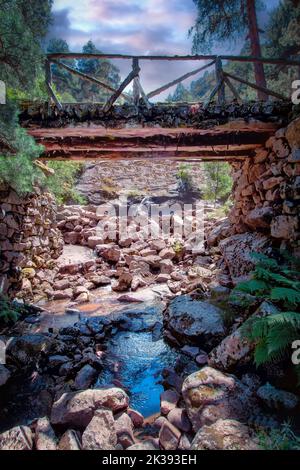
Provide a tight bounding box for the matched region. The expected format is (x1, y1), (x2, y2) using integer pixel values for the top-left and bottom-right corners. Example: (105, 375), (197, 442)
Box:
(0, 249), (299, 450)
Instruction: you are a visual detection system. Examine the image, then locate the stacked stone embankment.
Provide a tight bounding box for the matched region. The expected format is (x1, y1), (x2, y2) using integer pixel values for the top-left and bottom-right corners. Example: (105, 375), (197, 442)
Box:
(0, 188), (63, 298)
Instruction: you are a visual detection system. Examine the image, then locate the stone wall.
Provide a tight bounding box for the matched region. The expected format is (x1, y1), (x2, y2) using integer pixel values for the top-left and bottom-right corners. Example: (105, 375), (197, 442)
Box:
(76, 160), (203, 205)
(0, 188), (63, 298)
(228, 117), (300, 253)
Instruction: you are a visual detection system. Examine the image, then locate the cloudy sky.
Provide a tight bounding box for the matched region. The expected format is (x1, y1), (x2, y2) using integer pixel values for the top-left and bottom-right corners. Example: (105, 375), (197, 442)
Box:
(49, 0), (280, 97)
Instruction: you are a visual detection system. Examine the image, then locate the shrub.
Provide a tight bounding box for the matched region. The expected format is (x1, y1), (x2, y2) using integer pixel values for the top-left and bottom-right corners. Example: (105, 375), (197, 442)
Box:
(176, 163), (194, 194)
(232, 252), (300, 381)
(202, 162), (232, 204)
(45, 161), (87, 205)
(0, 295), (20, 324)
(258, 422), (300, 450)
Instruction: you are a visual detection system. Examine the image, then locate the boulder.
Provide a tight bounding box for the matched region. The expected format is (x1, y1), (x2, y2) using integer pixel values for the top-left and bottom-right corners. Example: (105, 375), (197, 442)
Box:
(156, 273), (171, 283)
(164, 295), (225, 349)
(112, 272), (133, 292)
(159, 420), (181, 450)
(102, 246), (121, 263)
(114, 412), (135, 448)
(191, 419), (259, 450)
(159, 247), (176, 260)
(219, 233), (270, 284)
(286, 117), (300, 150)
(73, 365), (97, 390)
(160, 389), (179, 415)
(159, 259), (174, 274)
(82, 409), (117, 450)
(7, 334), (53, 366)
(150, 239), (166, 251)
(0, 364), (10, 387)
(51, 387), (129, 428)
(167, 408), (191, 433)
(87, 236), (104, 249)
(35, 417), (57, 450)
(206, 219), (232, 247)
(127, 408), (144, 428)
(53, 289), (73, 300)
(208, 301), (278, 371)
(58, 430), (81, 450)
(245, 207), (274, 230)
(257, 383), (299, 410)
(182, 367), (258, 432)
(144, 255), (162, 268)
(271, 215), (297, 240)
(0, 425), (33, 450)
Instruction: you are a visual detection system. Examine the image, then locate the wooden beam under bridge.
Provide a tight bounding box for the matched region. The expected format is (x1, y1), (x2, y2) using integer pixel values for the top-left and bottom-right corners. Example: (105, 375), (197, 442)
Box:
(38, 144), (262, 161)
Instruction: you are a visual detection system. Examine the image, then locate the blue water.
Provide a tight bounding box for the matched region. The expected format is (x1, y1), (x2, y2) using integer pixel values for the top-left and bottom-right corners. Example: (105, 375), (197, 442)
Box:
(96, 329), (181, 417)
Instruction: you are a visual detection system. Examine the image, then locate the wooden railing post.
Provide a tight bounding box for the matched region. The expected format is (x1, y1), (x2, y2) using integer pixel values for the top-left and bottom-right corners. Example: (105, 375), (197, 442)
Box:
(45, 59), (62, 109)
(215, 58), (225, 106)
(132, 58), (140, 106)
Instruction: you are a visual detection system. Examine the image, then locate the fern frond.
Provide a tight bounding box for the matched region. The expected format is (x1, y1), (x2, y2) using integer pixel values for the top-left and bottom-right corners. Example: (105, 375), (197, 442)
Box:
(254, 338), (270, 366)
(265, 312), (300, 328)
(256, 268), (299, 289)
(235, 279), (268, 295)
(270, 288), (300, 305)
(250, 252), (280, 270)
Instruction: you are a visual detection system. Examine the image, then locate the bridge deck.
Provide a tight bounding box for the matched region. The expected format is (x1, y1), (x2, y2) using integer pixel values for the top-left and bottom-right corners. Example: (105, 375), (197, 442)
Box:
(28, 125), (278, 161)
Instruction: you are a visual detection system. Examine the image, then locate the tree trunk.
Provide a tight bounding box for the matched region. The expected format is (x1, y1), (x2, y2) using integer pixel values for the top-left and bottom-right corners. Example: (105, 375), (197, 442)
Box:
(246, 0), (267, 100)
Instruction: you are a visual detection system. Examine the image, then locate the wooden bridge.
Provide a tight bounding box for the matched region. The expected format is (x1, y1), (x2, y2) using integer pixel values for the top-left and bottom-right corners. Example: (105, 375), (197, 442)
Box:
(20, 53), (298, 162)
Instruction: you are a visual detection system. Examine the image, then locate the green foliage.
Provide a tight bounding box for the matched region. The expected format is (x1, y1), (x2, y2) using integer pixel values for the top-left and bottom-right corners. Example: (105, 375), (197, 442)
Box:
(172, 240), (185, 255)
(48, 39), (121, 103)
(0, 99), (45, 194)
(0, 1), (52, 193)
(202, 162), (232, 204)
(233, 252), (300, 375)
(0, 295), (20, 324)
(46, 161), (87, 205)
(189, 0), (251, 53)
(176, 163), (194, 193)
(0, 0), (52, 90)
(167, 83), (193, 102)
(258, 422), (300, 450)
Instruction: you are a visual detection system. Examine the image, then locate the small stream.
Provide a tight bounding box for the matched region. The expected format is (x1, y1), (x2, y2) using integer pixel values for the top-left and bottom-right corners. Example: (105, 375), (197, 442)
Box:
(96, 321), (182, 417)
(38, 284), (186, 419)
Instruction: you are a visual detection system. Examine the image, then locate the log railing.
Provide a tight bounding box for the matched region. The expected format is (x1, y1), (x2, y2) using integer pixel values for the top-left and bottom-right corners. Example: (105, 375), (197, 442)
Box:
(45, 53), (300, 111)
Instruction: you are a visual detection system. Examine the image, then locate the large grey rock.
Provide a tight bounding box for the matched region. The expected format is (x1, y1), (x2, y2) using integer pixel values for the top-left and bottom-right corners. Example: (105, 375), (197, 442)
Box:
(7, 334), (53, 366)
(73, 364), (97, 390)
(51, 387), (129, 428)
(219, 233), (270, 284)
(191, 419), (259, 450)
(208, 301), (278, 371)
(164, 295), (225, 349)
(82, 409), (117, 450)
(257, 383), (299, 410)
(182, 367), (258, 432)
(35, 417), (57, 450)
(0, 364), (10, 387)
(245, 207), (274, 230)
(0, 426), (33, 450)
(206, 219), (232, 247)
